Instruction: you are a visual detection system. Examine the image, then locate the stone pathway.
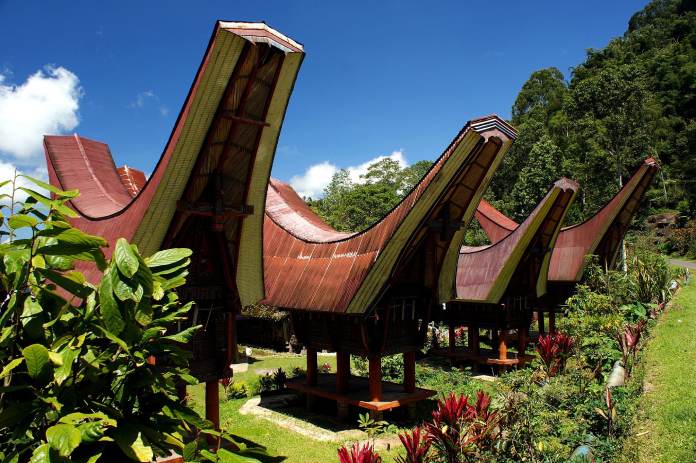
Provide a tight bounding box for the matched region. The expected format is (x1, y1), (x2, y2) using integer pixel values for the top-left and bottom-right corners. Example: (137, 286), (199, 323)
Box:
(668, 258), (696, 270)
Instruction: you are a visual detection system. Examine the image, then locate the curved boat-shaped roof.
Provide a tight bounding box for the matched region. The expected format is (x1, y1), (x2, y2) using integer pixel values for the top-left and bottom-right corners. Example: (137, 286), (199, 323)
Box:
(455, 179), (578, 303)
(475, 157), (659, 283)
(44, 21), (304, 306)
(263, 116), (516, 314)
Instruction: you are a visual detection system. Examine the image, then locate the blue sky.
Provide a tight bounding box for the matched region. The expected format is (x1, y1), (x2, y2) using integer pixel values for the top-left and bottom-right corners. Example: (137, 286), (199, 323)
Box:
(0, 0), (650, 197)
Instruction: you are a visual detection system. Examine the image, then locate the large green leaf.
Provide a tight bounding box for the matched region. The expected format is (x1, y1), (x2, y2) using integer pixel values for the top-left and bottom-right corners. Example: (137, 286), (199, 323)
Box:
(0, 358), (24, 380)
(98, 272), (125, 335)
(8, 214), (38, 230)
(22, 344), (49, 379)
(46, 423), (82, 457)
(54, 347), (79, 385)
(114, 238), (139, 278)
(113, 428), (153, 462)
(28, 443), (51, 463)
(162, 325), (201, 344)
(38, 268), (92, 299)
(145, 248), (192, 268)
(20, 174), (79, 198)
(18, 187), (77, 218)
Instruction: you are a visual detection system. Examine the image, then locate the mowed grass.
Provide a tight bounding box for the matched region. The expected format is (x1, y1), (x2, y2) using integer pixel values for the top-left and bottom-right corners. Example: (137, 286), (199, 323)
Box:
(630, 279), (696, 462)
(187, 350), (407, 463)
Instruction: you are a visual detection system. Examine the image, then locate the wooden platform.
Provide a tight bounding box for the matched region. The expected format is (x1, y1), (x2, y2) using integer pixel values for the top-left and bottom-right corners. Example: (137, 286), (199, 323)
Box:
(286, 374), (435, 411)
(432, 347), (534, 366)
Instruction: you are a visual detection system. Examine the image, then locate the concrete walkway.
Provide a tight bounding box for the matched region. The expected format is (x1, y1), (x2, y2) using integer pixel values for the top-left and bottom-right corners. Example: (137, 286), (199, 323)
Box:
(667, 258), (696, 270)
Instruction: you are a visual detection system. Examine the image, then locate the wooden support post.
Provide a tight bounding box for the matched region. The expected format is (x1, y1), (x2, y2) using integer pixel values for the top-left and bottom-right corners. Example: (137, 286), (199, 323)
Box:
(498, 330), (508, 361)
(538, 310), (546, 335)
(468, 323), (480, 355)
(205, 380), (220, 430)
(492, 329), (499, 354)
(549, 310), (556, 334)
(336, 352), (350, 394)
(306, 347), (317, 386)
(448, 321), (456, 352)
(368, 356), (382, 402)
(225, 312), (237, 368)
(403, 351), (416, 393)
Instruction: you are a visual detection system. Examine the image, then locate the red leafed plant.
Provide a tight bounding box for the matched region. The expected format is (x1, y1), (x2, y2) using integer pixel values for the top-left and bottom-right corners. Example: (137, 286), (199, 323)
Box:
(536, 332), (575, 377)
(424, 391), (500, 462)
(617, 319), (647, 376)
(337, 442), (382, 463)
(395, 427), (431, 463)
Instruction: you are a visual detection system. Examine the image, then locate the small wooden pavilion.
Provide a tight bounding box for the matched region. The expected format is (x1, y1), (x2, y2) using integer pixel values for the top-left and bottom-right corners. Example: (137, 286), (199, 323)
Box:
(262, 116), (516, 416)
(475, 158), (659, 332)
(434, 179), (578, 368)
(43, 21), (305, 428)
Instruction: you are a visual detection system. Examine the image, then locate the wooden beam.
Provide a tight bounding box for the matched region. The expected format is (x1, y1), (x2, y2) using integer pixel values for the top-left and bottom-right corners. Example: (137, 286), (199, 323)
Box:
(336, 352), (350, 394)
(306, 348), (317, 386)
(368, 356), (382, 402)
(498, 330), (508, 361)
(448, 321), (456, 353)
(205, 380), (220, 430)
(221, 111), (270, 127)
(403, 351), (416, 393)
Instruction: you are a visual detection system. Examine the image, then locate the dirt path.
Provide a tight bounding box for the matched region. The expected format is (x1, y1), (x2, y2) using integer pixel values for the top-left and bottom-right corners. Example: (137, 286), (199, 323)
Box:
(667, 258), (696, 270)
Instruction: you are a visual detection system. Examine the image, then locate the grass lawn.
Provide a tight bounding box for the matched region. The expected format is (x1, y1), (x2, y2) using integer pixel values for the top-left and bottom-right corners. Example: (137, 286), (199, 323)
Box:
(186, 348), (491, 462)
(627, 279), (696, 462)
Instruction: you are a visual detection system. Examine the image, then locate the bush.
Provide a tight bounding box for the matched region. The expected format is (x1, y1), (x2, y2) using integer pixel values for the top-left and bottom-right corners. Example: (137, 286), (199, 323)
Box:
(0, 174), (263, 462)
(352, 354), (404, 382)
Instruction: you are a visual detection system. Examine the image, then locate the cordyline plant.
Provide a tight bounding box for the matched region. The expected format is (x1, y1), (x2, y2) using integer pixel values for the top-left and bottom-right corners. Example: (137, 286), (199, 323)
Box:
(0, 174), (265, 462)
(617, 319), (646, 377)
(536, 332), (575, 377)
(337, 442), (382, 463)
(425, 391), (500, 462)
(395, 427), (430, 463)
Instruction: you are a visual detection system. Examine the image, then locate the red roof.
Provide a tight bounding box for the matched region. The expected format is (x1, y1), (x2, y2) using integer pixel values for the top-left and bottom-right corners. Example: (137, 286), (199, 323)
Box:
(475, 158), (659, 283)
(43, 21), (305, 304)
(262, 116), (517, 314)
(455, 178), (578, 303)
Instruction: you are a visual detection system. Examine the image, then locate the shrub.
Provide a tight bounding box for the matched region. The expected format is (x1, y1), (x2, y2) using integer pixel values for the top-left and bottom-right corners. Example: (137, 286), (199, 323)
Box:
(337, 442), (382, 463)
(395, 427), (430, 463)
(0, 175), (262, 461)
(536, 332), (575, 377)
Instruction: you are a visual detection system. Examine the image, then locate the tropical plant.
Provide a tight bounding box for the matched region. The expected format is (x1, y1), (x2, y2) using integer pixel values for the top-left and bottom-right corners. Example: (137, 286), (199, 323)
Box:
(357, 413), (393, 439)
(425, 391), (500, 462)
(395, 427), (430, 463)
(337, 442), (382, 463)
(0, 174), (262, 462)
(594, 387), (617, 436)
(536, 332), (575, 377)
(617, 319), (647, 377)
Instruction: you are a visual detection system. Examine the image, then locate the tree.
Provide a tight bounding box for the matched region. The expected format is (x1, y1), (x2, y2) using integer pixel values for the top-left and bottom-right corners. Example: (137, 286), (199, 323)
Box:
(0, 174), (264, 462)
(509, 135), (562, 220)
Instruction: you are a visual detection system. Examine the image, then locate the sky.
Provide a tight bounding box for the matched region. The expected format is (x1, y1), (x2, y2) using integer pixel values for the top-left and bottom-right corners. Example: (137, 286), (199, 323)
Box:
(0, 0), (651, 198)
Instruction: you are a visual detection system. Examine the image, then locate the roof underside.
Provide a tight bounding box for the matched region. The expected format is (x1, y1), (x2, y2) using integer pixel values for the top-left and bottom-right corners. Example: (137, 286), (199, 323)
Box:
(43, 21), (304, 303)
(262, 116), (516, 315)
(475, 158), (659, 283)
(455, 179), (578, 303)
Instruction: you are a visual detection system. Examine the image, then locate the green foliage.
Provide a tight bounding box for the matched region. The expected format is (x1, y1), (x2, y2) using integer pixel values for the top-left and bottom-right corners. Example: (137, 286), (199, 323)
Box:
(352, 354), (404, 382)
(310, 158), (432, 232)
(357, 413), (396, 439)
(491, 0), (696, 222)
(0, 174), (262, 462)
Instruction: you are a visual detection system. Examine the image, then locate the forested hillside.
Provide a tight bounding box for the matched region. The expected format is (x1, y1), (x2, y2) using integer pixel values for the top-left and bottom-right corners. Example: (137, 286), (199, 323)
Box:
(309, 0), (696, 237)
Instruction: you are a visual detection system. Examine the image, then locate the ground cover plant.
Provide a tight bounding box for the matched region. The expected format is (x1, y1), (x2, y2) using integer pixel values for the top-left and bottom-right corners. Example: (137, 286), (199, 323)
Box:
(0, 175), (265, 462)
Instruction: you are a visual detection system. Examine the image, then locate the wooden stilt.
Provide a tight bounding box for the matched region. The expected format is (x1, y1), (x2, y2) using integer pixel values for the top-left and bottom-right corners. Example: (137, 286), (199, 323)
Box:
(336, 352), (350, 393)
(205, 380), (220, 430)
(306, 347), (317, 386)
(492, 329), (500, 353)
(225, 312), (237, 369)
(448, 321), (456, 352)
(403, 351), (416, 393)
(368, 356), (382, 402)
(498, 330), (508, 361)
(549, 310), (556, 334)
(538, 310), (546, 334)
(469, 323), (480, 355)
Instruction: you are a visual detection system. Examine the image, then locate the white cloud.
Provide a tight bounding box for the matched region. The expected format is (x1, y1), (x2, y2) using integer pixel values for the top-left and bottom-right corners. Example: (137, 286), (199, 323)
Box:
(0, 66), (82, 160)
(289, 150), (407, 199)
(129, 89), (168, 116)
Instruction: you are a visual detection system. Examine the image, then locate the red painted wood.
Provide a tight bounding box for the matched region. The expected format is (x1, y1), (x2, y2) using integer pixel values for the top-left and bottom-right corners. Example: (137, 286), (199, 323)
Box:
(403, 351), (416, 393)
(369, 356), (382, 402)
(205, 380), (220, 430)
(336, 352), (350, 393)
